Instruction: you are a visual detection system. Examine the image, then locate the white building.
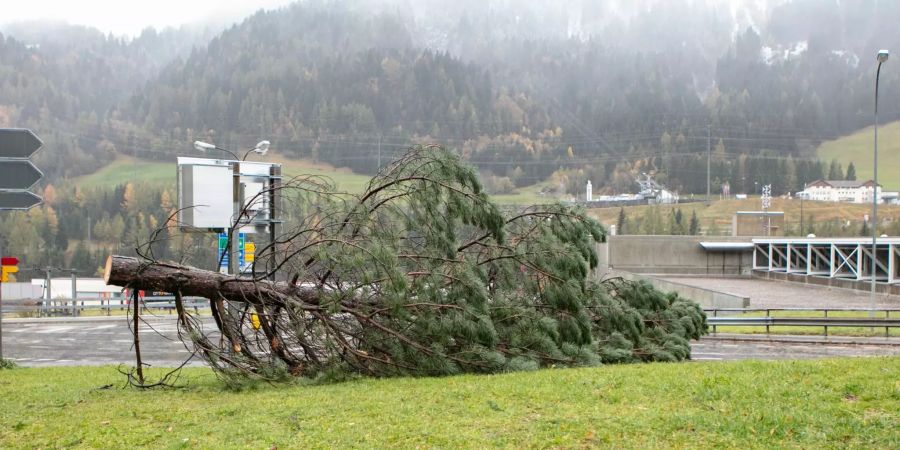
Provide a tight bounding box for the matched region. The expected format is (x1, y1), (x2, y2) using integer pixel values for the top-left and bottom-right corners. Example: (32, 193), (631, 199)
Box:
(796, 180), (882, 204)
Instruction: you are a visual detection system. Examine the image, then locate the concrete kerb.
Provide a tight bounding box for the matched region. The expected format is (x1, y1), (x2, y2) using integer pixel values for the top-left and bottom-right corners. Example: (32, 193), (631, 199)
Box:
(705, 332), (900, 346)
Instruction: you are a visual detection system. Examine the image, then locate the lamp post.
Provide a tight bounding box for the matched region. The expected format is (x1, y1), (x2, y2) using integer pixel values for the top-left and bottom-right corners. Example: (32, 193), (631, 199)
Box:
(194, 140), (270, 161)
(870, 49), (889, 316)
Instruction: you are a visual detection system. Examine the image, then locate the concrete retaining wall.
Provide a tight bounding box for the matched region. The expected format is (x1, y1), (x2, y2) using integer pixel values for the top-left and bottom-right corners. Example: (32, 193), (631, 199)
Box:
(598, 235), (754, 275)
(606, 270), (750, 309)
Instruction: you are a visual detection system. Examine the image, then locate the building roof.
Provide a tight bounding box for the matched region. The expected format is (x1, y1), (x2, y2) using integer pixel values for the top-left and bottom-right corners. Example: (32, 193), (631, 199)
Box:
(699, 242), (755, 252)
(804, 179), (879, 189)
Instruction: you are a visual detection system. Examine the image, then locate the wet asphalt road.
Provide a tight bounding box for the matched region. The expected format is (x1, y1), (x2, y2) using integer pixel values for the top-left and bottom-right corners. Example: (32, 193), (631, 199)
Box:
(2, 316), (898, 367)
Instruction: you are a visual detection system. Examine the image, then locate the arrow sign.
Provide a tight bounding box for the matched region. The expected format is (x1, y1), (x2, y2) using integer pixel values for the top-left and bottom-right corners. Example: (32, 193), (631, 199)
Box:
(0, 160), (43, 190)
(0, 191), (42, 210)
(0, 128), (43, 159)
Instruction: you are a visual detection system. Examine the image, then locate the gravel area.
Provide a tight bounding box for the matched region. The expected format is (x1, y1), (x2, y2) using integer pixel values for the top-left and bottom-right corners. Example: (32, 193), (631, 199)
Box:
(660, 277), (900, 309)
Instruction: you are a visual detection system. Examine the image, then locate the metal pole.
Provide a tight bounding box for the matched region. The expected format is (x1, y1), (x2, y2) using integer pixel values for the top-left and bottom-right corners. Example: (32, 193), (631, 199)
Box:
(871, 60), (884, 318)
(71, 271), (78, 317)
(707, 124), (711, 203)
(268, 164), (281, 281)
(44, 268), (51, 317)
(230, 162), (240, 277)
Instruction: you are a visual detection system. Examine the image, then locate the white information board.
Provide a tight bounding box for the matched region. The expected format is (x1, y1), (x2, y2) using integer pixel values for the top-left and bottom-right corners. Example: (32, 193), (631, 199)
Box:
(177, 157), (234, 230)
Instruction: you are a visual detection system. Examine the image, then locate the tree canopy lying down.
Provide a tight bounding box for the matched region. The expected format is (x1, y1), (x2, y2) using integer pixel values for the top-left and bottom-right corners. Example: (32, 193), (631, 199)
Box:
(106, 145), (706, 383)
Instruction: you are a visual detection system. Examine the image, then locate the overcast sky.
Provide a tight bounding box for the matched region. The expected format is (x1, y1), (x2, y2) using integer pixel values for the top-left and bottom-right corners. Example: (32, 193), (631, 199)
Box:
(1, 0), (295, 36)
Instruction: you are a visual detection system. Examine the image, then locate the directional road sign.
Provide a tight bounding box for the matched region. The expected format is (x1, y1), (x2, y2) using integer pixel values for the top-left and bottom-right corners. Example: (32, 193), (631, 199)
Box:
(0, 191), (42, 210)
(0, 160), (43, 190)
(0, 129), (43, 159)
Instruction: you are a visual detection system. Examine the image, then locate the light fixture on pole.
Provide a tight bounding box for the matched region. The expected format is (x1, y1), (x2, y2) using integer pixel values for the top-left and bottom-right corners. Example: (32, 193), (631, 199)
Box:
(194, 140), (271, 161)
(194, 140), (239, 160)
(870, 49), (888, 316)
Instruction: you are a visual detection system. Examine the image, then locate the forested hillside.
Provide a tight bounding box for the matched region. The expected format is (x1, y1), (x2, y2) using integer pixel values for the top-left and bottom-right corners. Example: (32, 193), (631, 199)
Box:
(0, 23), (213, 178)
(5, 0), (900, 189)
(1, 0), (900, 272)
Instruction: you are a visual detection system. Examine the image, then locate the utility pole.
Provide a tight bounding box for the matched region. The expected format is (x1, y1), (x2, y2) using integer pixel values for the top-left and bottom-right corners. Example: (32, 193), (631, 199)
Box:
(377, 135), (382, 170)
(44, 267), (52, 317)
(268, 164), (281, 281)
(71, 270), (78, 316)
(871, 50), (889, 317)
(230, 161), (240, 277)
(707, 124), (711, 204)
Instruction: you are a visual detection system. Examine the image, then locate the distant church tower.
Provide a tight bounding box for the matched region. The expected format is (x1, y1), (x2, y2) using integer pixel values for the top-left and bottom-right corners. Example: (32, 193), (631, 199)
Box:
(586, 180), (593, 202)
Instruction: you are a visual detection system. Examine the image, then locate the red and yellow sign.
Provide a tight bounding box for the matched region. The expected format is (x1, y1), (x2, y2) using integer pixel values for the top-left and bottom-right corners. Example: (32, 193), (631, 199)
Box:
(1, 256), (19, 282)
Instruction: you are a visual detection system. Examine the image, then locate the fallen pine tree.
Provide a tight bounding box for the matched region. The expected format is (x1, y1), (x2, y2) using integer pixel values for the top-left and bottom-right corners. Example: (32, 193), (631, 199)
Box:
(105, 145), (707, 384)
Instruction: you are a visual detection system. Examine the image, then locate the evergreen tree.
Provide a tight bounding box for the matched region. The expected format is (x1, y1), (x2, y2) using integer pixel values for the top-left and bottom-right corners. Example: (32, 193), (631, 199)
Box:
(640, 207), (665, 235)
(616, 207), (627, 235)
(670, 209), (686, 235)
(846, 162), (857, 181)
(70, 242), (93, 272)
(689, 211), (700, 235)
(666, 211), (677, 235)
(828, 159), (844, 180)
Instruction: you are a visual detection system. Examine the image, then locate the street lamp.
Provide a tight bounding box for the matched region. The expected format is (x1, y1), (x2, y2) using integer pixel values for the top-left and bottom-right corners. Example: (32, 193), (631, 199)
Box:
(870, 49), (888, 316)
(194, 140), (270, 161)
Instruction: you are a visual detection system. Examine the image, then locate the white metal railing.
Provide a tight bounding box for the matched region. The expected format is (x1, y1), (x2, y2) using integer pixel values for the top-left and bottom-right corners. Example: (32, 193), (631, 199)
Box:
(753, 237), (900, 283)
(1, 297), (209, 316)
(705, 307), (899, 337)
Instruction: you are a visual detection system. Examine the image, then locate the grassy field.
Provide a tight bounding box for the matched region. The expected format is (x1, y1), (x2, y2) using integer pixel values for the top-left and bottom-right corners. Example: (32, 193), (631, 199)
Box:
(589, 196), (900, 233)
(818, 120), (900, 189)
(0, 358), (897, 448)
(72, 156), (173, 189)
(71, 154), (374, 193)
(71, 154), (553, 205)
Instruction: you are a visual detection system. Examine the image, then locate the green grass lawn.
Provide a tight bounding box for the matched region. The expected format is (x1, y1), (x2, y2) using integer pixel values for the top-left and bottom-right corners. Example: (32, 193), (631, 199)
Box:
(1, 358), (897, 448)
(70, 154), (374, 193)
(818, 120), (900, 190)
(72, 156), (173, 190)
(71, 154), (551, 205)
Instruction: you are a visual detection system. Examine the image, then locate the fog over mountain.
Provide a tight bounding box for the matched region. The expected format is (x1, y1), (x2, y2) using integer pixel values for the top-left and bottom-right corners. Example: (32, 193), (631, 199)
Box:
(0, 0), (897, 195)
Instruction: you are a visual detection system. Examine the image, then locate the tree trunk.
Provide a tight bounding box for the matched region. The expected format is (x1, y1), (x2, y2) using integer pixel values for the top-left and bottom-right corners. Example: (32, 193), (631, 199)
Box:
(104, 256), (319, 307)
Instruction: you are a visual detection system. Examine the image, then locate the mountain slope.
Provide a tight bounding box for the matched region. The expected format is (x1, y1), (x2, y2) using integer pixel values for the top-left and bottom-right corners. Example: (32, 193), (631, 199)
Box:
(817, 120), (900, 189)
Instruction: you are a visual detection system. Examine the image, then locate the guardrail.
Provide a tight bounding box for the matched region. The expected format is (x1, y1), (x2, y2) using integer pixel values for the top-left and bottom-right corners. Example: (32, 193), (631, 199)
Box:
(1, 297), (210, 317)
(705, 308), (900, 337)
